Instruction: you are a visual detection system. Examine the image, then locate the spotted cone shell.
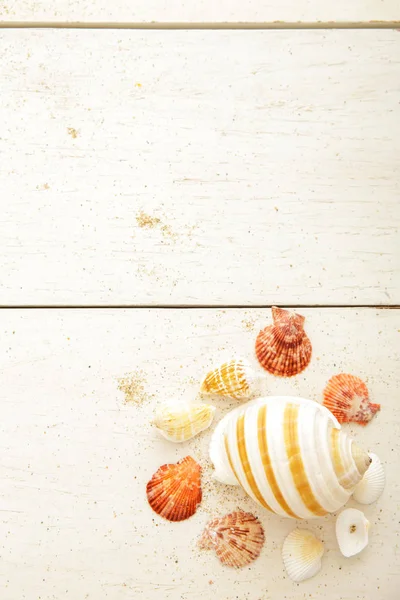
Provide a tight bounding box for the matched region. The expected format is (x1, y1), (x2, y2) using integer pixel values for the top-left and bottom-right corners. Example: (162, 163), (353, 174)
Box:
(198, 510), (265, 568)
(255, 307), (312, 377)
(146, 456), (202, 521)
(323, 373), (380, 425)
(209, 397), (371, 519)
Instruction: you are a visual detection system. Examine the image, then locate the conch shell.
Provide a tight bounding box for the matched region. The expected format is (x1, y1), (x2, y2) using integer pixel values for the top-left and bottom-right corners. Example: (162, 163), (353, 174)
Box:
(209, 396), (371, 519)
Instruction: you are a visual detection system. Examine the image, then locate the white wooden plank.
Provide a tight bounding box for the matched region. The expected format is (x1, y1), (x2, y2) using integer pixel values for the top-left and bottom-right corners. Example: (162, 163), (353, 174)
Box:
(0, 0), (399, 23)
(0, 30), (399, 307)
(0, 307), (398, 599)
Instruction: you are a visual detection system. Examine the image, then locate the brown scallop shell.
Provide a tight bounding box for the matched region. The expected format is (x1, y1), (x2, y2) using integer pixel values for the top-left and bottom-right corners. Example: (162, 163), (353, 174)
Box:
(323, 374), (380, 426)
(255, 306), (312, 377)
(198, 511), (265, 568)
(146, 456), (202, 521)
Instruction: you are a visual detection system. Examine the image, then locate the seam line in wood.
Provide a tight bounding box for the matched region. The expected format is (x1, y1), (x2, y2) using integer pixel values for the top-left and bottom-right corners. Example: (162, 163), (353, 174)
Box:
(0, 305), (398, 310)
(0, 21), (399, 30)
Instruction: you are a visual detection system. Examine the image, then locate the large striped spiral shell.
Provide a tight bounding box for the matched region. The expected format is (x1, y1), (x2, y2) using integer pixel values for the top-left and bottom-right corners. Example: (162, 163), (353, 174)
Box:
(209, 397), (371, 519)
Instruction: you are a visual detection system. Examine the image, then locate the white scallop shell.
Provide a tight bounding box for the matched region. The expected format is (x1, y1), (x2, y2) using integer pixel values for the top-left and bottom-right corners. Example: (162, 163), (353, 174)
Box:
(282, 529), (324, 583)
(209, 396), (371, 519)
(336, 508), (370, 557)
(353, 453), (385, 505)
(153, 401), (215, 442)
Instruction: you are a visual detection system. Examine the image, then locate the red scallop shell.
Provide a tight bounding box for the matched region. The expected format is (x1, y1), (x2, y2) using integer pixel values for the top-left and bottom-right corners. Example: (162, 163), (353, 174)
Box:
(255, 306), (312, 377)
(323, 373), (380, 426)
(146, 456), (202, 521)
(198, 511), (265, 568)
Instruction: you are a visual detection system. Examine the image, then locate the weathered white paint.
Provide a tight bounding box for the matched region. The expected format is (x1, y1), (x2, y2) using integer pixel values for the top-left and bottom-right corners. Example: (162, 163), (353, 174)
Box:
(0, 308), (398, 599)
(0, 0), (399, 23)
(0, 30), (399, 307)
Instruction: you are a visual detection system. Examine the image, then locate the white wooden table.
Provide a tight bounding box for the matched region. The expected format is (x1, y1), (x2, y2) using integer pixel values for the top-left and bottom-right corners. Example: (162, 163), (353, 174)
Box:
(0, 3), (399, 599)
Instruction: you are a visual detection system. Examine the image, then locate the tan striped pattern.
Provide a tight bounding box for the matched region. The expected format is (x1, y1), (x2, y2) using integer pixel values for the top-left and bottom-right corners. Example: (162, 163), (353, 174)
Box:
(257, 405), (298, 518)
(330, 427), (353, 489)
(284, 404), (327, 517)
(236, 414), (273, 512)
(224, 434), (239, 483)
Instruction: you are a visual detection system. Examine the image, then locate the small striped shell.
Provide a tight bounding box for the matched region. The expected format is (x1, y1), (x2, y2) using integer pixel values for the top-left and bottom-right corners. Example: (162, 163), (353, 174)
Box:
(200, 359), (261, 400)
(154, 401), (216, 442)
(323, 374), (380, 425)
(146, 456), (202, 521)
(255, 307), (312, 377)
(209, 397), (371, 519)
(198, 511), (265, 568)
(282, 529), (324, 582)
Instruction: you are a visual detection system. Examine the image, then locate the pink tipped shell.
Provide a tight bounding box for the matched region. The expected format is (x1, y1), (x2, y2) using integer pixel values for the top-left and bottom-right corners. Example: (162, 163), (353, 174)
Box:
(323, 374), (380, 426)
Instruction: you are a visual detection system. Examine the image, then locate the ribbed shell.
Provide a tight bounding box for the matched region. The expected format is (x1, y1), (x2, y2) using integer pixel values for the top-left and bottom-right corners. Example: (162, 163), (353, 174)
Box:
(255, 307), (312, 377)
(282, 529), (324, 582)
(198, 511), (265, 568)
(353, 453), (385, 505)
(146, 456), (202, 521)
(200, 359), (259, 400)
(154, 401), (216, 442)
(209, 397), (370, 519)
(323, 373), (380, 425)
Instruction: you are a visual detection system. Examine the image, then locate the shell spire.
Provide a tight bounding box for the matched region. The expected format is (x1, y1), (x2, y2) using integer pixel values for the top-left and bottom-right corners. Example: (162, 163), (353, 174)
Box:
(255, 307), (312, 377)
(209, 396), (371, 519)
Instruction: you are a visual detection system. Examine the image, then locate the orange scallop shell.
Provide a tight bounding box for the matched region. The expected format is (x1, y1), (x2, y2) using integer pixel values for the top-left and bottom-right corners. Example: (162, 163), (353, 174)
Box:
(198, 511), (265, 568)
(255, 307), (312, 377)
(146, 456), (202, 521)
(323, 374), (380, 426)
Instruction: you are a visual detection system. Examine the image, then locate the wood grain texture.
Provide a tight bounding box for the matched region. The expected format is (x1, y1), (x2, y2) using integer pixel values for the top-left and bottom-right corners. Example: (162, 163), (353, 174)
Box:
(0, 30), (399, 307)
(0, 0), (399, 23)
(0, 308), (398, 599)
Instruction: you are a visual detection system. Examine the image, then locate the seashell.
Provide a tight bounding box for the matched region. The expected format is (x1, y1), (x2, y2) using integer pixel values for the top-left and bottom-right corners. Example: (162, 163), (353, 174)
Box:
(323, 374), (380, 426)
(255, 307), (312, 377)
(153, 401), (216, 442)
(353, 453), (385, 505)
(282, 529), (324, 582)
(200, 359), (262, 400)
(209, 396), (372, 519)
(336, 508), (370, 557)
(198, 510), (265, 568)
(146, 456), (202, 521)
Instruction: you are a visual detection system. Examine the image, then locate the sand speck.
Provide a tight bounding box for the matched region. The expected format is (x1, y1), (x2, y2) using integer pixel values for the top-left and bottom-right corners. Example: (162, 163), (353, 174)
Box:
(242, 319), (255, 332)
(136, 211), (178, 242)
(67, 127), (79, 139)
(117, 371), (150, 405)
(136, 211), (161, 229)
(36, 183), (50, 191)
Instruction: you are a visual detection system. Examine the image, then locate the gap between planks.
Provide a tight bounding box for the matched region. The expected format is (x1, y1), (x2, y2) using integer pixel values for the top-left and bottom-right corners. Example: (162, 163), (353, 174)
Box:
(0, 305), (399, 310)
(0, 21), (399, 30)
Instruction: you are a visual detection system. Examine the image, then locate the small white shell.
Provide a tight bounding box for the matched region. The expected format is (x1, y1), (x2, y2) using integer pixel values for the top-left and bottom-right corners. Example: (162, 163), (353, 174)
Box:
(353, 453), (385, 505)
(282, 529), (324, 583)
(336, 508), (370, 557)
(153, 401), (215, 442)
